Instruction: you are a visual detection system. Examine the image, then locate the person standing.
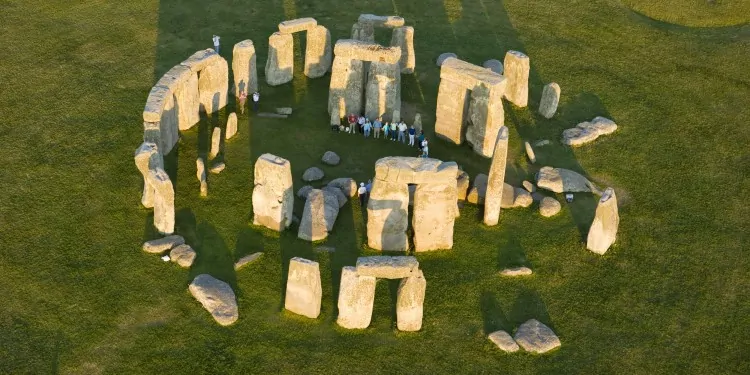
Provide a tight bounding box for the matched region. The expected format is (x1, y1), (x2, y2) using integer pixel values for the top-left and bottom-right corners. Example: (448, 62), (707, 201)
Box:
(417, 130), (425, 151)
(213, 35), (221, 54)
(347, 113), (357, 134)
(397, 121), (407, 143)
(238, 91), (247, 114)
(252, 91), (260, 112)
(373, 117), (382, 138)
(383, 122), (390, 140)
(421, 139), (429, 157)
(363, 119), (372, 138)
(408, 125), (416, 146)
(357, 115), (365, 134)
(358, 183), (368, 206)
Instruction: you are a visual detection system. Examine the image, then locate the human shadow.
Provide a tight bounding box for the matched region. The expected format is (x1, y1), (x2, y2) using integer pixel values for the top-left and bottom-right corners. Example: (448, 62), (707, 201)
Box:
(480, 291), (511, 334)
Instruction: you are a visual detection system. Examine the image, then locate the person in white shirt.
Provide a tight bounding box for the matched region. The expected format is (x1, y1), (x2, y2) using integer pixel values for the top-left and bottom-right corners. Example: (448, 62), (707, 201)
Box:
(421, 139), (429, 157)
(358, 183), (368, 206)
(212, 35), (221, 54)
(252, 91), (260, 112)
(357, 116), (365, 134)
(397, 122), (407, 143)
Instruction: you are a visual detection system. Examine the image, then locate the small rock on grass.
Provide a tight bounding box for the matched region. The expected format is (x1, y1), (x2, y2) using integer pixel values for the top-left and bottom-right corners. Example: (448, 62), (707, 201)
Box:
(321, 151), (340, 166)
(275, 107), (293, 115)
(302, 167), (325, 182)
(514, 319), (561, 354)
(235, 252), (263, 270)
(499, 267), (533, 276)
(314, 246), (336, 253)
(539, 197), (561, 217)
(488, 330), (520, 352)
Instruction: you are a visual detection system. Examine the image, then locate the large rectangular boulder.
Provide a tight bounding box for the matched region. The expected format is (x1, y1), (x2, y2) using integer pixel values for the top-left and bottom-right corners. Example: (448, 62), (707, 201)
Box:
(328, 57), (364, 116)
(197, 56), (228, 114)
(413, 183), (457, 251)
(298, 189), (340, 242)
(503, 50), (530, 107)
(366, 180), (409, 251)
(252, 154), (293, 231)
(390, 26), (415, 74)
(333, 39), (401, 64)
(365, 61), (401, 120)
(396, 269), (426, 331)
(284, 257), (322, 319)
(355, 256), (419, 279)
(232, 40), (258, 98)
(336, 266), (376, 329)
(304, 25), (332, 78)
(265, 32), (294, 86)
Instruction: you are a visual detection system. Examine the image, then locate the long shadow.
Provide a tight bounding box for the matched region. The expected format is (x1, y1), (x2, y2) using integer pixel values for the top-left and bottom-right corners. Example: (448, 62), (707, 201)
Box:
(179, 208), (238, 291)
(480, 291), (511, 334)
(508, 288), (553, 329)
(495, 231), (528, 270)
(326, 199), (361, 322)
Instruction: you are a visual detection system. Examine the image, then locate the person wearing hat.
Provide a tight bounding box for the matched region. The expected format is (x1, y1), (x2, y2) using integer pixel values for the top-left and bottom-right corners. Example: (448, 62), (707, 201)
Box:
(358, 182), (368, 206)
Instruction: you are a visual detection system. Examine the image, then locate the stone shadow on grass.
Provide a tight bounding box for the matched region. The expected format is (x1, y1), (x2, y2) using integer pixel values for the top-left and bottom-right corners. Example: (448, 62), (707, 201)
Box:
(495, 231), (529, 270)
(508, 288), (553, 330)
(178, 208), (238, 292)
(481, 291), (511, 334)
(326, 200), (361, 322)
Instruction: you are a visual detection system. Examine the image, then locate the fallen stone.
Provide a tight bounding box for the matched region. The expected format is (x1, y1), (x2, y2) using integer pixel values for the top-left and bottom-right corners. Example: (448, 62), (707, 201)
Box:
(356, 256), (419, 279)
(539, 83), (560, 119)
(169, 244), (196, 268)
(321, 151), (340, 166)
(587, 187), (619, 254)
(327, 178), (358, 198)
(337, 266), (376, 329)
(503, 50), (530, 107)
(466, 174), (488, 204)
(522, 180), (535, 193)
(488, 330), (520, 352)
(189, 274), (238, 326)
(536, 166), (596, 193)
(534, 139), (551, 147)
(539, 197), (561, 217)
(276, 107), (293, 115)
(143, 235), (185, 254)
(314, 246), (335, 253)
(396, 269), (426, 331)
(436, 52), (457, 67)
(499, 267), (533, 276)
(297, 185), (314, 199)
(209, 162), (225, 174)
(257, 112), (288, 119)
(562, 117), (617, 146)
(525, 141), (536, 164)
(226, 112), (237, 140)
(252, 154), (294, 231)
(514, 319), (561, 354)
(483, 59), (504, 74)
(234, 252), (263, 270)
(302, 167), (325, 182)
(322, 186), (348, 208)
(298, 189), (339, 241)
(284, 257), (322, 319)
(210, 127), (221, 158)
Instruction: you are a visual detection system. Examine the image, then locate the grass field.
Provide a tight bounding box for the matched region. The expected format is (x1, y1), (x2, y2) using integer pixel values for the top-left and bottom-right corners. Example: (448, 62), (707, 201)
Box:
(1, 0), (748, 373)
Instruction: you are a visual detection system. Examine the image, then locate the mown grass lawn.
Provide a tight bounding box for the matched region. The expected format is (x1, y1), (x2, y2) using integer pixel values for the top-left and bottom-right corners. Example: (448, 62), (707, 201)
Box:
(1, 0), (748, 374)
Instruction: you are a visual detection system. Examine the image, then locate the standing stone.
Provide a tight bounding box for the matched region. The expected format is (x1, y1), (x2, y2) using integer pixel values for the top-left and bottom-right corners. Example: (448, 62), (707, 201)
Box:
(483, 59), (504, 74)
(252, 154), (294, 231)
(396, 269), (426, 332)
(436, 52), (457, 66)
(284, 257), (322, 319)
(328, 57), (365, 116)
(539, 197), (561, 217)
(488, 330), (520, 352)
(587, 188), (619, 254)
(413, 113), (422, 133)
(189, 274), (238, 326)
(232, 40), (258, 98)
(304, 25), (332, 78)
(539, 82), (560, 119)
(365, 61), (401, 120)
(503, 50), (530, 107)
(391, 109), (401, 123)
(514, 319), (561, 354)
(525, 141), (536, 164)
(210, 127), (221, 158)
(134, 142), (162, 208)
(148, 167), (174, 235)
(456, 170), (470, 201)
(198, 57), (229, 114)
(366, 180), (410, 251)
(226, 112), (237, 140)
(435, 79), (468, 145)
(265, 32), (294, 86)
(196, 158), (207, 197)
(351, 22), (374, 42)
(390, 26), (415, 74)
(466, 81), (506, 157)
(484, 127), (509, 226)
(175, 71), (200, 130)
(337, 266), (376, 329)
(298, 189), (339, 241)
(413, 182), (457, 251)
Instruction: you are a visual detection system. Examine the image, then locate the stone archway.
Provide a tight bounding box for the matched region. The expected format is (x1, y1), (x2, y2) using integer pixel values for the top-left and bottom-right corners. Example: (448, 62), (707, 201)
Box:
(265, 18), (333, 86)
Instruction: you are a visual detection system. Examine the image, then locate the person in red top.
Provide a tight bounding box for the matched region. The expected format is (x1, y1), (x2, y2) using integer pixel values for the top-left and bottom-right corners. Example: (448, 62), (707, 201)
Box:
(347, 113), (357, 134)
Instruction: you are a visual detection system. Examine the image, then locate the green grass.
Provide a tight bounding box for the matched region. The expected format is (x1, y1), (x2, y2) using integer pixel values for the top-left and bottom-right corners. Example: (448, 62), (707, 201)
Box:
(620, 0), (750, 27)
(1, 0), (748, 373)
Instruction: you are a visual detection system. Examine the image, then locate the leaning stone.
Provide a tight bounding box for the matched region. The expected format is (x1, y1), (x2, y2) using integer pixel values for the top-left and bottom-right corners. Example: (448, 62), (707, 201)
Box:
(170, 244), (196, 268)
(225, 112), (237, 140)
(265, 32), (293, 86)
(275, 107), (293, 115)
(539, 197), (561, 217)
(587, 188), (619, 254)
(539, 83), (560, 119)
(484, 127), (509, 226)
(321, 151), (340, 165)
(525, 141), (536, 164)
(356, 256), (419, 279)
(284, 257), (322, 319)
(337, 266), (376, 329)
(436, 52), (457, 67)
(396, 269), (426, 332)
(536, 166), (596, 193)
(304, 25), (332, 78)
(209, 162), (225, 174)
(278, 17), (317, 34)
(196, 158), (207, 197)
(467, 174), (488, 204)
(234, 252), (263, 270)
(143, 235), (185, 254)
(252, 154), (294, 231)
(189, 274), (238, 326)
(302, 167), (325, 182)
(327, 178), (358, 198)
(483, 59), (504, 74)
(322, 186), (348, 208)
(210, 127), (221, 158)
(522, 180), (535, 193)
(148, 168), (175, 235)
(297, 185), (314, 199)
(298, 189), (339, 241)
(456, 170), (470, 201)
(390, 26), (415, 74)
(499, 267), (533, 276)
(488, 330), (520, 352)
(503, 50), (530, 107)
(514, 319), (561, 354)
(232, 40), (258, 98)
(562, 117), (618, 146)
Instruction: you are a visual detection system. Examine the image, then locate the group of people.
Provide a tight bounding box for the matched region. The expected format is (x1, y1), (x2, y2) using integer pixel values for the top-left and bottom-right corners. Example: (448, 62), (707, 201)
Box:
(333, 114), (430, 158)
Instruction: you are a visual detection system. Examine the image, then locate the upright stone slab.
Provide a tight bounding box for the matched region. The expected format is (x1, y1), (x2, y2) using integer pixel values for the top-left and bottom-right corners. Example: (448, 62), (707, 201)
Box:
(175, 71), (200, 130)
(252, 154), (293, 231)
(503, 50), (530, 107)
(435, 79), (468, 144)
(587, 188), (619, 254)
(539, 82), (560, 119)
(390, 26), (415, 74)
(298, 189), (339, 241)
(196, 158), (207, 197)
(466, 81), (506, 157)
(148, 167), (175, 235)
(396, 269), (426, 332)
(265, 32), (294, 86)
(197, 56), (229, 114)
(134, 142), (162, 208)
(413, 182), (458, 251)
(304, 25), (332, 78)
(336, 266), (376, 329)
(367, 180), (410, 251)
(232, 40), (258, 97)
(284, 257), (322, 319)
(210, 127), (221, 158)
(226, 112), (237, 140)
(365, 61), (401, 120)
(484, 127), (509, 226)
(456, 170), (470, 202)
(351, 22), (374, 42)
(328, 57), (364, 116)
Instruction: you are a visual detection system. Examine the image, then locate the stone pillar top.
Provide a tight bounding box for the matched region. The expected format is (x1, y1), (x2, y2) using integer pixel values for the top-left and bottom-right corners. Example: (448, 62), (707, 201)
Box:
(278, 17), (318, 34)
(334, 39), (401, 64)
(358, 14), (405, 28)
(439, 57), (506, 89)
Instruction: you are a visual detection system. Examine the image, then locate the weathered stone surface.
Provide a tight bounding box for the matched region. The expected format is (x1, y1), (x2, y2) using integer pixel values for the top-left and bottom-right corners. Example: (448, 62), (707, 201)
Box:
(284, 257), (322, 319)
(189, 274), (238, 326)
(265, 32), (293, 86)
(196, 158), (207, 197)
(467, 173), (488, 204)
(337, 266), (376, 329)
(175, 71), (200, 131)
(298, 189), (339, 241)
(514, 319), (561, 354)
(367, 180), (410, 251)
(525, 141), (536, 164)
(148, 167), (175, 235)
(321, 151), (340, 165)
(258, 112), (288, 119)
(488, 330), (520, 352)
(350, 22), (374, 42)
(587, 188), (619, 255)
(499, 267), (533, 277)
(134, 142), (162, 208)
(252, 154), (293, 231)
(391, 109), (401, 123)
(535, 139), (551, 147)
(539, 197), (561, 217)
(503, 50), (530, 107)
(523, 180), (535, 193)
(413, 113), (422, 133)
(562, 117), (617, 146)
(181, 48), (221, 73)
(328, 178), (358, 198)
(436, 52), (457, 66)
(539, 82), (560, 119)
(328, 56), (365, 116)
(275, 107), (293, 115)
(226, 112), (237, 140)
(322, 186), (348, 208)
(413, 182), (457, 251)
(365, 61), (401, 120)
(374, 157), (458, 184)
(210, 127), (221, 158)
(333, 39), (401, 64)
(396, 269), (426, 332)
(536, 167), (595, 193)
(197, 56), (229, 114)
(483, 59), (504, 74)
(234, 252), (263, 270)
(314, 246), (335, 253)
(144, 64), (197, 139)
(278, 17), (317, 34)
(484, 127), (509, 226)
(142, 235), (185, 254)
(170, 244), (196, 268)
(356, 256), (419, 279)
(390, 26), (415, 74)
(513, 188), (533, 208)
(143, 97), (178, 156)
(358, 14), (405, 28)
(232, 40), (257, 97)
(297, 185), (314, 199)
(302, 167), (325, 182)
(456, 170), (470, 201)
(209, 162), (225, 174)
(304, 25), (332, 78)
